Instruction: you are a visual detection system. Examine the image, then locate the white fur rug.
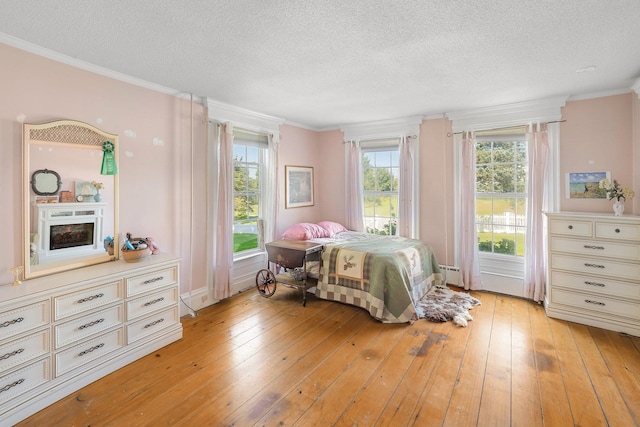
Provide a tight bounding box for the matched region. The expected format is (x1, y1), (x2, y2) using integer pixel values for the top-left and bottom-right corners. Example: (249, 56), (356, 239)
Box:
(416, 285), (481, 327)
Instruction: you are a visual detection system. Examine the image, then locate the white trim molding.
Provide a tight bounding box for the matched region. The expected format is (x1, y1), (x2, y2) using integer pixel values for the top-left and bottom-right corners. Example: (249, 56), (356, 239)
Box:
(340, 116), (423, 141)
(0, 32), (185, 97)
(207, 98), (284, 133)
(633, 78), (640, 99)
(446, 97), (567, 132)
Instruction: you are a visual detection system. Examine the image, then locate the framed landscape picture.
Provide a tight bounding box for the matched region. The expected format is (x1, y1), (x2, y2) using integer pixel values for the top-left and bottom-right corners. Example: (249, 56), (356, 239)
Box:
(285, 165), (314, 208)
(566, 171), (610, 199)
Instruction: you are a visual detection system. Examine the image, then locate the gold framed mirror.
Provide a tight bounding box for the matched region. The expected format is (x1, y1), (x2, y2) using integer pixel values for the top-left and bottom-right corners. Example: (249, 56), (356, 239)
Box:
(23, 120), (120, 279)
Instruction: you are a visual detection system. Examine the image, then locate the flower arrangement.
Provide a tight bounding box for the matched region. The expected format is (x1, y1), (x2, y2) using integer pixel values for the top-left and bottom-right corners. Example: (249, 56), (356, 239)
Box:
(91, 181), (105, 191)
(599, 178), (635, 202)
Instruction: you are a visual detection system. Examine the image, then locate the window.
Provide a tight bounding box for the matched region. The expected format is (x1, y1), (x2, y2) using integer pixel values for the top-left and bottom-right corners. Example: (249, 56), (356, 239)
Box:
(233, 130), (267, 254)
(475, 132), (527, 257)
(362, 139), (400, 235)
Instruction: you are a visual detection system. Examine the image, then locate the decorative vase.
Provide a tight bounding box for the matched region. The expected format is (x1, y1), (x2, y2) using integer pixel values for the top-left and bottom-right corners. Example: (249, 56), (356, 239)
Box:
(613, 200), (625, 216)
(94, 191), (102, 202)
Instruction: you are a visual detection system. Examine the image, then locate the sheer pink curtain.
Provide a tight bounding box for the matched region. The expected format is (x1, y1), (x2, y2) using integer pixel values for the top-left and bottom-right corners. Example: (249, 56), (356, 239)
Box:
(398, 136), (415, 238)
(458, 131), (482, 290)
(345, 140), (364, 231)
(213, 123), (234, 300)
(524, 123), (549, 301)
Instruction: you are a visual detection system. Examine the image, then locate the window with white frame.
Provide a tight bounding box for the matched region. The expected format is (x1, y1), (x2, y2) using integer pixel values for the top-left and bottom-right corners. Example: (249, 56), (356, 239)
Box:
(362, 139), (400, 235)
(233, 130), (267, 254)
(475, 131), (527, 258)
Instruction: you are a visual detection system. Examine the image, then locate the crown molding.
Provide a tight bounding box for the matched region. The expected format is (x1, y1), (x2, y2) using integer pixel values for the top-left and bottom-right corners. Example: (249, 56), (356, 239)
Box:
(0, 33), (186, 97)
(340, 116), (423, 141)
(206, 98), (284, 133)
(446, 96), (567, 132)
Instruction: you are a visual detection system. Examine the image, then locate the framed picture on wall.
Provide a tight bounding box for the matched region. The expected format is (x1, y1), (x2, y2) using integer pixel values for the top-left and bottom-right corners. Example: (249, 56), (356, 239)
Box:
(566, 171), (610, 199)
(285, 165), (314, 208)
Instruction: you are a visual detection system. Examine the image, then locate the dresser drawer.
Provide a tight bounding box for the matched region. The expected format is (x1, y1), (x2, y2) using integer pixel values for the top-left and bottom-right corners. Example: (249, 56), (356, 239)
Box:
(551, 254), (640, 282)
(550, 288), (640, 320)
(126, 267), (178, 297)
(0, 329), (49, 373)
(595, 221), (640, 242)
(54, 281), (123, 320)
(55, 329), (124, 377)
(550, 271), (640, 300)
(0, 300), (49, 341)
(127, 306), (179, 344)
(0, 358), (50, 405)
(126, 287), (179, 321)
(550, 236), (640, 262)
(549, 219), (592, 237)
(54, 305), (123, 349)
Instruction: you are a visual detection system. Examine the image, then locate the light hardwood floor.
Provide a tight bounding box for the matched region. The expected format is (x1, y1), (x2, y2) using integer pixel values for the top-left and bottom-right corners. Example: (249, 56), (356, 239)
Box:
(17, 285), (640, 426)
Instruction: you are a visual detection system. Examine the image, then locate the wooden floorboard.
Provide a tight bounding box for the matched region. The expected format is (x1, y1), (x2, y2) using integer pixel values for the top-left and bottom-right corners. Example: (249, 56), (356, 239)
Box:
(16, 286), (640, 427)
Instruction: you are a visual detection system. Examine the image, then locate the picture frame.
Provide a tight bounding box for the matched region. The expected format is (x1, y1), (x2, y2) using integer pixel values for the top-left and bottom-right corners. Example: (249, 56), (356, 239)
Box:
(285, 165), (314, 208)
(566, 171), (610, 199)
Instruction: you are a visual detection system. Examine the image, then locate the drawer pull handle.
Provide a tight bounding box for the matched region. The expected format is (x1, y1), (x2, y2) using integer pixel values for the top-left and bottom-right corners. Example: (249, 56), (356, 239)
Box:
(583, 245), (604, 250)
(78, 293), (105, 304)
(584, 263), (605, 269)
(0, 378), (25, 393)
(615, 228), (621, 233)
(144, 318), (165, 329)
(585, 299), (605, 306)
(143, 276), (164, 285)
(568, 225), (573, 230)
(0, 348), (25, 361)
(78, 318), (105, 330)
(144, 297), (165, 307)
(78, 343), (105, 356)
(584, 281), (605, 287)
(0, 317), (24, 328)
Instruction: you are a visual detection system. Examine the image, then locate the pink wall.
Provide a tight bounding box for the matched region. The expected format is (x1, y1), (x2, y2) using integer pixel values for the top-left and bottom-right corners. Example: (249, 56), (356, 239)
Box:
(2, 41), (638, 287)
(419, 117), (455, 265)
(276, 124), (326, 236)
(560, 94), (634, 213)
(0, 42), (199, 287)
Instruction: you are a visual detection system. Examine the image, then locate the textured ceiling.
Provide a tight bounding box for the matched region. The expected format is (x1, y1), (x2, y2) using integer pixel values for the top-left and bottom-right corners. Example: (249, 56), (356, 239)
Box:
(1, 0), (640, 129)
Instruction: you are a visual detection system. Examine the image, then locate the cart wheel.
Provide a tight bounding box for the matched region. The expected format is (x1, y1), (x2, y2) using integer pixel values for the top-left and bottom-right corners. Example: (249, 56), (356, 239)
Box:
(256, 269), (276, 298)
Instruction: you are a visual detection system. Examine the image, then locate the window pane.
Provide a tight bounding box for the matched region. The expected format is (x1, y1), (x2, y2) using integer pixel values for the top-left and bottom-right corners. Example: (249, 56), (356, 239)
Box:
(515, 141), (526, 163)
(247, 167), (259, 191)
(515, 163), (526, 193)
(234, 195), (247, 220)
(233, 145), (245, 161)
(233, 220), (258, 252)
(234, 166), (247, 192)
(375, 168), (394, 191)
(476, 165), (493, 192)
(363, 194), (376, 216)
(246, 146), (259, 163)
(493, 141), (515, 163)
(494, 164), (515, 193)
(375, 151), (392, 167)
(476, 141), (492, 164)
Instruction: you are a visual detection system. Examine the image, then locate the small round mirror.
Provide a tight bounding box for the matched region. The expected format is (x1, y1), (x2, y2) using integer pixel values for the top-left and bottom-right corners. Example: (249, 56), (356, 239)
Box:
(31, 169), (62, 195)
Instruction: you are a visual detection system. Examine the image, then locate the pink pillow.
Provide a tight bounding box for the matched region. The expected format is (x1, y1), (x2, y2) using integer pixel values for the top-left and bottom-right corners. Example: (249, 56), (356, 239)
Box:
(281, 223), (330, 240)
(317, 221), (348, 237)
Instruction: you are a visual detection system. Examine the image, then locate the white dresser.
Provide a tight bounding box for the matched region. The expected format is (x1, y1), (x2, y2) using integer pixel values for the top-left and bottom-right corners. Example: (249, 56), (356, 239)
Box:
(0, 253), (182, 424)
(545, 212), (640, 336)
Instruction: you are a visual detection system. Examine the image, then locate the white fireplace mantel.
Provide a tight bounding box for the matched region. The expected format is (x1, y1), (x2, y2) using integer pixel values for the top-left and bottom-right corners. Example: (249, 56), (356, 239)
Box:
(32, 202), (106, 263)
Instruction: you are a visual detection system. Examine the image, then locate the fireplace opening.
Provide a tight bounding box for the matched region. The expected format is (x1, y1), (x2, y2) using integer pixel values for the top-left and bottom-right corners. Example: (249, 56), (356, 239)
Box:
(50, 223), (94, 250)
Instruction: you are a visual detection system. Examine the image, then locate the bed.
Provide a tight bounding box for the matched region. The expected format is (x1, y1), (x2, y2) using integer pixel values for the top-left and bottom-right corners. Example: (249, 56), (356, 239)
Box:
(279, 222), (443, 323)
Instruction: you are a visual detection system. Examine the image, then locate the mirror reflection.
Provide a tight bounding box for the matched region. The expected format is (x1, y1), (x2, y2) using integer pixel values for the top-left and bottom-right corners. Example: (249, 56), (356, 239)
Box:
(23, 120), (119, 279)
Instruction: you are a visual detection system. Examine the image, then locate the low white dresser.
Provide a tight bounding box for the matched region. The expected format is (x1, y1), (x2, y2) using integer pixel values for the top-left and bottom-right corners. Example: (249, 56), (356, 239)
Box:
(0, 253), (183, 424)
(545, 212), (640, 336)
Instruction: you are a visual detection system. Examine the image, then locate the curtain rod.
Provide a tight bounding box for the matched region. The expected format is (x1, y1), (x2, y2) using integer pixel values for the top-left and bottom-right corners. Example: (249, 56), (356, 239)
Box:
(446, 120), (566, 137)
